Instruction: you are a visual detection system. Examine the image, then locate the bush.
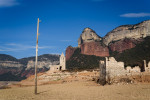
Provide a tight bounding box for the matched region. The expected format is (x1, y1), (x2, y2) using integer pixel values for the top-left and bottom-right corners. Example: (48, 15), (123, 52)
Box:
(66, 48), (105, 70)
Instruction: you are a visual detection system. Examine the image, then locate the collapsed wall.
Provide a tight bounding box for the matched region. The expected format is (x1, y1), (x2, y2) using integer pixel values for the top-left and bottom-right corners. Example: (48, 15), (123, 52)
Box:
(105, 57), (126, 78)
(99, 57), (146, 85)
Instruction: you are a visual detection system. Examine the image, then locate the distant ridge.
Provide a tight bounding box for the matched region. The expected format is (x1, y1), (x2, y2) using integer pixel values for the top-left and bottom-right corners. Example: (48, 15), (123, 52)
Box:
(0, 54), (18, 61)
(0, 54), (60, 81)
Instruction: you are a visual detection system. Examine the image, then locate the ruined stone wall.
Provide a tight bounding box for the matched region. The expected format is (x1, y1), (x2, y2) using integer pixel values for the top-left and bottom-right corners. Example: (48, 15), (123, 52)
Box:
(126, 66), (141, 73)
(105, 57), (126, 78)
(99, 60), (106, 85)
(99, 57), (143, 81)
(144, 60), (150, 72)
(48, 53), (66, 72)
(60, 53), (66, 70)
(49, 65), (60, 72)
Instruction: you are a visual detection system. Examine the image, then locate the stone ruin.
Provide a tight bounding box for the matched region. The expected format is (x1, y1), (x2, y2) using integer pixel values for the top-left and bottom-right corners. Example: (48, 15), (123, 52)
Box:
(48, 53), (66, 73)
(144, 60), (150, 72)
(99, 57), (150, 85)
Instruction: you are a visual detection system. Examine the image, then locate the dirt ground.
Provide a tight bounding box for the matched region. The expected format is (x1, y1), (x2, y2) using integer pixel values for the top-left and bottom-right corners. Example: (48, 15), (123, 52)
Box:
(0, 81), (150, 100)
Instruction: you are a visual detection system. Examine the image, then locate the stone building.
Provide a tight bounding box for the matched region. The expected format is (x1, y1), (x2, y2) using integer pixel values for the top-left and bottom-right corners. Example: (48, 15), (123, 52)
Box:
(99, 57), (150, 84)
(126, 66), (141, 73)
(105, 57), (126, 78)
(144, 60), (150, 72)
(49, 53), (66, 72)
(99, 57), (145, 83)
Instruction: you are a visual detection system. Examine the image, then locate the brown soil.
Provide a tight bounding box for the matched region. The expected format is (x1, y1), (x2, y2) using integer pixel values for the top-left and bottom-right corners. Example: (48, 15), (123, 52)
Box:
(0, 81), (150, 100)
(1, 71), (150, 100)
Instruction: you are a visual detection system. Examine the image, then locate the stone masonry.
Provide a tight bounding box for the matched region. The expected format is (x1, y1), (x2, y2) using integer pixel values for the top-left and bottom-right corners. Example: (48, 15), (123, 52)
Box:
(49, 53), (66, 72)
(99, 57), (149, 82)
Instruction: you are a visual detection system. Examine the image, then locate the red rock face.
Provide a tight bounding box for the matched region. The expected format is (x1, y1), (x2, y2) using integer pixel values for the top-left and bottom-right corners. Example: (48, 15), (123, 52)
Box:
(109, 38), (143, 53)
(80, 42), (109, 57)
(65, 46), (77, 61)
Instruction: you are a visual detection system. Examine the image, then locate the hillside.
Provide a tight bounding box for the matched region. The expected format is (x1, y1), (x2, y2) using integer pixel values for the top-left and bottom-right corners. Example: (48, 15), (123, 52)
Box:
(66, 20), (150, 71)
(103, 20), (150, 45)
(0, 54), (18, 62)
(0, 54), (60, 81)
(66, 48), (105, 70)
(19, 54), (59, 65)
(111, 36), (150, 71)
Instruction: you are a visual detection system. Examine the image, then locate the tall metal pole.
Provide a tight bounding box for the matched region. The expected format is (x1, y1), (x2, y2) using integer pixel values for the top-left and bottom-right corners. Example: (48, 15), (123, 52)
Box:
(35, 18), (40, 94)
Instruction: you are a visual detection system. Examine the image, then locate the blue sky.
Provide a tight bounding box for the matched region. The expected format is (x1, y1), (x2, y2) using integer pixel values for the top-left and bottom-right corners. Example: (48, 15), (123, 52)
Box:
(0, 0), (150, 58)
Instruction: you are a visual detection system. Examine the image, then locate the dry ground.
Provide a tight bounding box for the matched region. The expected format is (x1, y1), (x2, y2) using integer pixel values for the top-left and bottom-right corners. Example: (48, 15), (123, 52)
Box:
(0, 81), (150, 100)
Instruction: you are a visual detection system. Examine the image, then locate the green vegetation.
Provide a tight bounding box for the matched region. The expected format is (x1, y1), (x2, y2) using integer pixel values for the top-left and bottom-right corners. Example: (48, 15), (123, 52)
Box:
(66, 48), (105, 70)
(111, 36), (150, 70)
(67, 36), (150, 71)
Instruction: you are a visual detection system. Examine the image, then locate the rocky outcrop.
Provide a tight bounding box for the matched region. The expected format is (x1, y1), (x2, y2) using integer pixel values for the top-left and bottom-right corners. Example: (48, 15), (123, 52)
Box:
(66, 20), (150, 61)
(80, 42), (109, 57)
(0, 61), (24, 76)
(65, 46), (77, 61)
(26, 60), (59, 70)
(109, 38), (143, 53)
(78, 28), (102, 47)
(0, 54), (60, 81)
(77, 28), (108, 57)
(103, 20), (150, 45)
(0, 61), (23, 68)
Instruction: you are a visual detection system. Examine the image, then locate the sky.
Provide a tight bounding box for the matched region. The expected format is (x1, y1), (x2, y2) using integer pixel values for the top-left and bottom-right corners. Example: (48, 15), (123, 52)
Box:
(0, 0), (150, 59)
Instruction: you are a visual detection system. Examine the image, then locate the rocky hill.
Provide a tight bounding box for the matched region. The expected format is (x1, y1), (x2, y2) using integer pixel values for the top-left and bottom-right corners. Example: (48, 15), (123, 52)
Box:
(66, 48), (104, 70)
(111, 36), (150, 71)
(103, 20), (150, 45)
(66, 20), (150, 70)
(78, 28), (102, 47)
(0, 54), (59, 81)
(0, 54), (18, 61)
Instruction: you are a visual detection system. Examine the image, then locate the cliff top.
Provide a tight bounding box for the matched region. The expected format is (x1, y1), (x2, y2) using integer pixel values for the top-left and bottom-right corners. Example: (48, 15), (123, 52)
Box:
(105, 20), (150, 37)
(78, 28), (102, 47)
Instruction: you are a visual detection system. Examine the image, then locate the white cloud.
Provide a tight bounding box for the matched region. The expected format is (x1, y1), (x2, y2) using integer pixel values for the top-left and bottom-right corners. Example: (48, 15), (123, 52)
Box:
(38, 46), (55, 49)
(120, 13), (150, 18)
(0, 43), (55, 52)
(0, 0), (19, 7)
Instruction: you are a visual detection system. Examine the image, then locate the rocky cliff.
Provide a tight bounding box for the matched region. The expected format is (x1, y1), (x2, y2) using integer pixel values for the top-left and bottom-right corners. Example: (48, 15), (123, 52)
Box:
(0, 54), (59, 81)
(80, 42), (109, 57)
(66, 20), (150, 61)
(78, 28), (102, 47)
(22, 59), (59, 77)
(65, 46), (77, 61)
(109, 38), (144, 53)
(103, 20), (150, 45)
(77, 28), (109, 57)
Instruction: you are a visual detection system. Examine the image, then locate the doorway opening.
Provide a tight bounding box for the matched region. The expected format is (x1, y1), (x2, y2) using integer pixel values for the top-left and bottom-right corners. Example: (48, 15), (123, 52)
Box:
(59, 66), (62, 71)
